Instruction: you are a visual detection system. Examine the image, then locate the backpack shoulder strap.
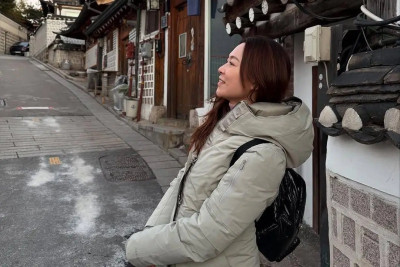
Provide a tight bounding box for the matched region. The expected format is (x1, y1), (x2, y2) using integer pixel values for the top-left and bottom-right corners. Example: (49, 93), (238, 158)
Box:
(230, 139), (269, 167)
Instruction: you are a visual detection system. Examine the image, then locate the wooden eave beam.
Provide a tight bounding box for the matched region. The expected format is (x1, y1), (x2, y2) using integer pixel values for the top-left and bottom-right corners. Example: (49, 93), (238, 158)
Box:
(256, 0), (363, 38)
(223, 0), (264, 24)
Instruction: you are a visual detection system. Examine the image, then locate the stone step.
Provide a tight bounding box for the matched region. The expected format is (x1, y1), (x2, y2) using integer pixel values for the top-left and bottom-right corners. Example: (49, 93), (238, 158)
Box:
(168, 147), (188, 166)
(137, 121), (185, 150)
(157, 118), (189, 128)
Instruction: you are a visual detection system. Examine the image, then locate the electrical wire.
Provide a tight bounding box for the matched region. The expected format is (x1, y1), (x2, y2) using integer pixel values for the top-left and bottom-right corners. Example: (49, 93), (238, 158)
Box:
(360, 5), (384, 23)
(291, 0), (353, 21)
(354, 13), (400, 27)
(361, 27), (373, 51)
(322, 62), (330, 90)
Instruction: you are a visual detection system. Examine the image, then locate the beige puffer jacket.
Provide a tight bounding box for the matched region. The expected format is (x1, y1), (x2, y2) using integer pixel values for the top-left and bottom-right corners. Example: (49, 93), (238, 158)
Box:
(126, 98), (314, 267)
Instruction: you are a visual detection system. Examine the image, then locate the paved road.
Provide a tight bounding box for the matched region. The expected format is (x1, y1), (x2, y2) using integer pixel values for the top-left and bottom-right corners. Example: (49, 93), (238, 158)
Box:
(0, 55), (181, 266)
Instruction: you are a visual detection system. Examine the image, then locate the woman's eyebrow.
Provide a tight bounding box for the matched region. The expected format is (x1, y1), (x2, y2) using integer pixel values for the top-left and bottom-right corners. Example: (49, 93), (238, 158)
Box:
(228, 55), (240, 62)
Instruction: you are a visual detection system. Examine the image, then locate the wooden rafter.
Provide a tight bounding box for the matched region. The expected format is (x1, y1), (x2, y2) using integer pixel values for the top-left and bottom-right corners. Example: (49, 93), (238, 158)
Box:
(256, 0), (363, 38)
(223, 0), (364, 38)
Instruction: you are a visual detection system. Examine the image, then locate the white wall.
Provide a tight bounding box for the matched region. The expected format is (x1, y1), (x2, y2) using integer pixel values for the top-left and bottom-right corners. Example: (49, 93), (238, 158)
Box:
(31, 23), (47, 56)
(60, 9), (81, 17)
(327, 135), (400, 198)
(293, 32), (316, 227)
(0, 13), (27, 39)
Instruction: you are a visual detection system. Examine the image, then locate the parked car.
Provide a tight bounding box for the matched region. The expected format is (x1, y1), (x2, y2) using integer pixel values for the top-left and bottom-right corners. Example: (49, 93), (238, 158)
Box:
(9, 42), (29, 56)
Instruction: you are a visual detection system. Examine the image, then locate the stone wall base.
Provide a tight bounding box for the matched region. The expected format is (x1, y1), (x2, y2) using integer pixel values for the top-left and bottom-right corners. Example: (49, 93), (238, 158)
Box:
(48, 47), (85, 70)
(0, 29), (25, 54)
(327, 170), (400, 267)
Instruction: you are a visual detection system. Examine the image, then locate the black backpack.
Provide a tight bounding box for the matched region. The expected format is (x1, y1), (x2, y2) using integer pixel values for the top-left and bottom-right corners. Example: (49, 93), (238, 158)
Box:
(230, 139), (307, 262)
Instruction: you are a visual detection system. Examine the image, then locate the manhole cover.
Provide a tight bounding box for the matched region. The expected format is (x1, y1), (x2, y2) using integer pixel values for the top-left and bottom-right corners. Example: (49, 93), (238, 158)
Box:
(99, 151), (154, 182)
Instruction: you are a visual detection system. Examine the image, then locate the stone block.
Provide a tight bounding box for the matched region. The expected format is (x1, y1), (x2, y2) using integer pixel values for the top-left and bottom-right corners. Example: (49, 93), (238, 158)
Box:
(333, 246), (350, 267)
(149, 106), (166, 124)
(331, 176), (349, 207)
(343, 216), (355, 251)
(362, 227), (380, 267)
(372, 196), (398, 234)
(388, 242), (400, 267)
(189, 109), (199, 128)
(350, 188), (370, 218)
(332, 207), (337, 238)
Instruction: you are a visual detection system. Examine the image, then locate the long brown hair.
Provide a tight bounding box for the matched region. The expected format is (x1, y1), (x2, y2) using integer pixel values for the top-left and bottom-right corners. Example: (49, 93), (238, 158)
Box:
(190, 36), (291, 154)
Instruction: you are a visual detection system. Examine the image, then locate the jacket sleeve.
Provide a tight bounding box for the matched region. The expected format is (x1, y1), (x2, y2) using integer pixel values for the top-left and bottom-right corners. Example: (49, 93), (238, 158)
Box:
(145, 168), (185, 227)
(126, 144), (286, 266)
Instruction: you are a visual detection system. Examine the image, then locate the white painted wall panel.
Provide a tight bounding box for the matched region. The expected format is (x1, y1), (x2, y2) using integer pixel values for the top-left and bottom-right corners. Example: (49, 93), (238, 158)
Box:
(327, 135), (400, 198)
(293, 32), (316, 227)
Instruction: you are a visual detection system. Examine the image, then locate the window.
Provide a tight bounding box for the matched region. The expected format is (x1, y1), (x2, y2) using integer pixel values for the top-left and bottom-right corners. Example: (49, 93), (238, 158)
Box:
(145, 11), (159, 34)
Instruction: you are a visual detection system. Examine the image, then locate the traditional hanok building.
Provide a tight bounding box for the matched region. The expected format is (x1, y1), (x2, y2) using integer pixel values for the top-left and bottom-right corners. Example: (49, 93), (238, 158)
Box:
(221, 0), (399, 266)
(30, 0), (82, 62)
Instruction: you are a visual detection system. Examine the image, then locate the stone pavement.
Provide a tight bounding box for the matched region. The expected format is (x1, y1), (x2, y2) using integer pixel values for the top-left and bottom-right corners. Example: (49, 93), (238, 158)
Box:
(30, 58), (183, 193)
(33, 59), (321, 267)
(0, 116), (130, 159)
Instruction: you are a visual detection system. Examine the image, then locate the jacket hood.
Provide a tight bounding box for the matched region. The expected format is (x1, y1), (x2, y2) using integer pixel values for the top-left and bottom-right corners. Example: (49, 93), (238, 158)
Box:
(221, 97), (314, 168)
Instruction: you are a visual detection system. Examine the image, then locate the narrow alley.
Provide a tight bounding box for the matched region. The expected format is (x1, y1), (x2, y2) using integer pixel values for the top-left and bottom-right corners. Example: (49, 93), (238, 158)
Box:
(0, 55), (181, 266)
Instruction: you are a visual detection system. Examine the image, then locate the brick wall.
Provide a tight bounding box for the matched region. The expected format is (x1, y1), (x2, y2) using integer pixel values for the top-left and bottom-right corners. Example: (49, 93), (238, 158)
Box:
(0, 13), (28, 54)
(327, 170), (400, 267)
(30, 17), (72, 58)
(0, 29), (25, 54)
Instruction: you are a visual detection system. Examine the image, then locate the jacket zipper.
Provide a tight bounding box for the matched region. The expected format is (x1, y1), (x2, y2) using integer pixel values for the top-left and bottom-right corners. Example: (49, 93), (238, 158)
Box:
(173, 156), (198, 221)
(219, 159), (247, 202)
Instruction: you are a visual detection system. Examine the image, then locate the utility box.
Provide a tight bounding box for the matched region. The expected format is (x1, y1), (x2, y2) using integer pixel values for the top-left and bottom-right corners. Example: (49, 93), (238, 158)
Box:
(140, 42), (152, 59)
(304, 25), (331, 62)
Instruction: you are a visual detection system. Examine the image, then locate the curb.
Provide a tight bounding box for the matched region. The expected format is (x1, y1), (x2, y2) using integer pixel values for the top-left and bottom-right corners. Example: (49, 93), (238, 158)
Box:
(31, 57), (188, 165)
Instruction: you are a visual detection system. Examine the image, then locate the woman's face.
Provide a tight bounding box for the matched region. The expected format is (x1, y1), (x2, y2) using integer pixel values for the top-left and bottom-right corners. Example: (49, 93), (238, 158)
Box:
(216, 43), (253, 106)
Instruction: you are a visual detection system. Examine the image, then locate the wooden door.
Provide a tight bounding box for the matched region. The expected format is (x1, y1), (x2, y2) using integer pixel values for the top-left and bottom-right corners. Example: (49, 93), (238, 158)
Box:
(169, 0), (204, 119)
(120, 37), (128, 75)
(119, 24), (131, 75)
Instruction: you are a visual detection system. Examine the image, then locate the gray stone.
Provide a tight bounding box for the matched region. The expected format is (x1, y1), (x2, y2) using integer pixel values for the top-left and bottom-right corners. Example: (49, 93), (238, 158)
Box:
(147, 160), (182, 169)
(331, 176), (349, 207)
(372, 196), (398, 234)
(148, 105), (166, 124)
(189, 109), (199, 128)
(332, 207), (337, 238)
(142, 155), (175, 162)
(388, 242), (400, 267)
(333, 246), (350, 267)
(138, 149), (166, 157)
(152, 167), (181, 178)
(343, 216), (355, 251)
(362, 228), (380, 267)
(161, 185), (170, 193)
(350, 188), (370, 218)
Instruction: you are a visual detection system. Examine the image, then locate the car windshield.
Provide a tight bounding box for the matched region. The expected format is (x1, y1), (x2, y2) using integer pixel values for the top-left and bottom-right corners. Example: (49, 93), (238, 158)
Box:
(14, 42), (28, 46)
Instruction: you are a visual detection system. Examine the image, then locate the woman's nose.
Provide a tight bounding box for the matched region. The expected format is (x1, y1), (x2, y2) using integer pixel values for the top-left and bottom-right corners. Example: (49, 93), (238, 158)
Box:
(218, 64), (224, 74)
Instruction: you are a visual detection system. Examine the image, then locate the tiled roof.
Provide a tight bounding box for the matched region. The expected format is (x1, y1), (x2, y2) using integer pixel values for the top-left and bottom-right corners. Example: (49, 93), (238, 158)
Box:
(318, 47), (400, 148)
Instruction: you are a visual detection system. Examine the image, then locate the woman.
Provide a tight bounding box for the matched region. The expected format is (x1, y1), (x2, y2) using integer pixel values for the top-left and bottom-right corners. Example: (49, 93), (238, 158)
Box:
(126, 36), (314, 267)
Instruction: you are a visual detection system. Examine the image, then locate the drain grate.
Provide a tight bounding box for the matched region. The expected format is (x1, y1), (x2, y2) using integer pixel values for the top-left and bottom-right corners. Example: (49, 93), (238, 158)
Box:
(99, 151), (154, 182)
(0, 98), (6, 107)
